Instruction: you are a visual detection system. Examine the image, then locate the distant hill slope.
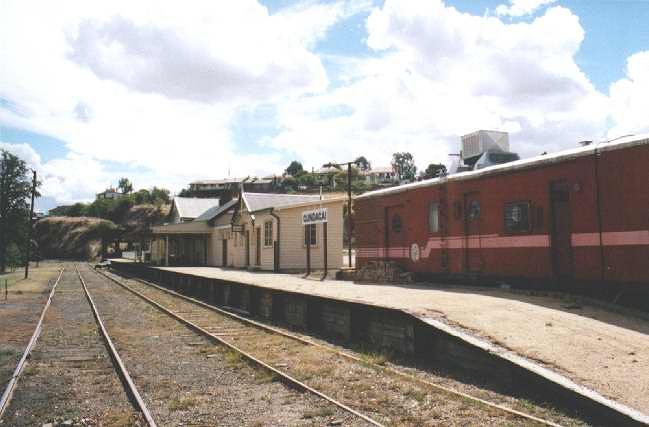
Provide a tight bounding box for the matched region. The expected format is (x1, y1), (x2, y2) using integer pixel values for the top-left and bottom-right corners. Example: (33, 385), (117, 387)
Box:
(35, 216), (117, 260)
(36, 204), (170, 260)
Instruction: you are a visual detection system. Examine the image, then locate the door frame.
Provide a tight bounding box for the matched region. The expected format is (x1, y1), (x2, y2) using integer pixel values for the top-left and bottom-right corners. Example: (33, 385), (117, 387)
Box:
(463, 191), (482, 272)
(549, 180), (573, 279)
(384, 204), (405, 260)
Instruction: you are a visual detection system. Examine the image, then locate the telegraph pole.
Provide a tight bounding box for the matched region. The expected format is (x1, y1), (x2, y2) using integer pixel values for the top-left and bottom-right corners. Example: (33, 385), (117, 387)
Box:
(323, 160), (358, 269)
(24, 169), (36, 279)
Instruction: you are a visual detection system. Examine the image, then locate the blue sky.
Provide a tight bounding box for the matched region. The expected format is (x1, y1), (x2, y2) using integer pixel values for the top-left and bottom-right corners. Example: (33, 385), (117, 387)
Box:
(1, 0), (648, 211)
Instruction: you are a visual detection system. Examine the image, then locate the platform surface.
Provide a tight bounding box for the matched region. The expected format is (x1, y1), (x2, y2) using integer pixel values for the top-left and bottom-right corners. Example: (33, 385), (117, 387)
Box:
(114, 260), (649, 415)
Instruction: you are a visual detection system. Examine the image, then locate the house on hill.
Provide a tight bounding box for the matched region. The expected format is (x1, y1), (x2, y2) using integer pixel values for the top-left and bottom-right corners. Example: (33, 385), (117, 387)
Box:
(361, 166), (399, 186)
(96, 187), (124, 200)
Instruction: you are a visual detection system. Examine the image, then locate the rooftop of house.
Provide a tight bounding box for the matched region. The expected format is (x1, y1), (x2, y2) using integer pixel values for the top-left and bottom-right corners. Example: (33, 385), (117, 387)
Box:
(171, 197), (220, 219)
(242, 192), (322, 213)
(361, 166), (394, 175)
(194, 198), (239, 222)
(190, 178), (247, 185)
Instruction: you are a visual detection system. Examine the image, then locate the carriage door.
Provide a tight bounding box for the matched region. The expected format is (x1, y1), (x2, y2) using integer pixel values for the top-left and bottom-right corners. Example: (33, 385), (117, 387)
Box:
(385, 205), (407, 260)
(464, 193), (483, 272)
(550, 181), (573, 279)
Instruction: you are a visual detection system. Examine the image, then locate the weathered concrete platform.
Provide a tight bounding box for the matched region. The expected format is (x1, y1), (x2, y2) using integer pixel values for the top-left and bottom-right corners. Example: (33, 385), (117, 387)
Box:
(111, 259), (649, 425)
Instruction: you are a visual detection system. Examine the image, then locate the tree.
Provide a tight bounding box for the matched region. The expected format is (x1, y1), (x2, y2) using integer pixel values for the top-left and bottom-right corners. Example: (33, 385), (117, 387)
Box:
(285, 161), (304, 177)
(0, 149), (40, 272)
(133, 189), (151, 205)
(423, 163), (447, 179)
(68, 202), (89, 217)
(118, 177), (133, 194)
(391, 152), (417, 182)
(150, 187), (170, 204)
(354, 156), (371, 171)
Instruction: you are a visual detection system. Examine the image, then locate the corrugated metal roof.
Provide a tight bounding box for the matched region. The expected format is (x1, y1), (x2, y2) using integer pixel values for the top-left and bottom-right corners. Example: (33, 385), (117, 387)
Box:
(190, 178), (246, 185)
(356, 133), (649, 201)
(172, 197), (220, 219)
(361, 166), (394, 175)
(242, 192), (321, 213)
(194, 198), (239, 222)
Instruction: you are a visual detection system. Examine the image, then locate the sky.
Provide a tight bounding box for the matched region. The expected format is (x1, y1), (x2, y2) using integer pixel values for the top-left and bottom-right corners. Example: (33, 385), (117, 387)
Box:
(1, 0), (648, 211)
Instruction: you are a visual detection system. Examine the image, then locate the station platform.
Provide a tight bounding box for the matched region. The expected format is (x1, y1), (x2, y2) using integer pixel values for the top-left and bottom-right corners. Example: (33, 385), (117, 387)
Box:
(111, 259), (649, 417)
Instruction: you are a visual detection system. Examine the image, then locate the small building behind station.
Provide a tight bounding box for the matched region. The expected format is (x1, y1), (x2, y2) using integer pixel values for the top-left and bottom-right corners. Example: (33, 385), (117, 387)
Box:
(150, 192), (345, 273)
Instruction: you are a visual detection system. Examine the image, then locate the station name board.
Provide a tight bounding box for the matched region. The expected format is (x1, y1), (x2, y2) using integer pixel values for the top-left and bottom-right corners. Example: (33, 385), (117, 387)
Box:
(302, 207), (328, 225)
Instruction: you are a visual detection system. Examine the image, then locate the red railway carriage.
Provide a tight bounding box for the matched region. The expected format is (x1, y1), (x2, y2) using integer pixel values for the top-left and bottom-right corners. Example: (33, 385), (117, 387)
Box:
(354, 134), (649, 289)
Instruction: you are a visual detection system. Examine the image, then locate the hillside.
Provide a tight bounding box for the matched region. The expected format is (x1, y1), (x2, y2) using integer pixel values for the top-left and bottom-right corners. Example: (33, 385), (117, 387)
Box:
(35, 203), (170, 260)
(35, 216), (117, 260)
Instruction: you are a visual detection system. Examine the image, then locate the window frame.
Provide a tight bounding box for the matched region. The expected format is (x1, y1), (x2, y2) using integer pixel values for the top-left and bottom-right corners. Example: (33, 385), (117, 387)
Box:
(504, 200), (532, 234)
(428, 201), (440, 233)
(391, 214), (402, 233)
(263, 220), (273, 247)
(303, 223), (317, 247)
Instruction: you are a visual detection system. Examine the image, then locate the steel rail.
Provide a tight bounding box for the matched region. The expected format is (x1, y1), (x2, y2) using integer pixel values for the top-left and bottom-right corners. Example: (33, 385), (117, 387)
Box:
(0, 268), (64, 418)
(75, 266), (157, 427)
(91, 266), (383, 427)
(103, 267), (563, 427)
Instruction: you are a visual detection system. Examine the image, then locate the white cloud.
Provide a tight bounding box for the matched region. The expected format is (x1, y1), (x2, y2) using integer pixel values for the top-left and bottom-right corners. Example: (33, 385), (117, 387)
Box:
(0, 142), (105, 205)
(1, 0), (645, 206)
(496, 0), (557, 17)
(266, 0), (609, 171)
(0, 0), (361, 203)
(608, 50), (649, 138)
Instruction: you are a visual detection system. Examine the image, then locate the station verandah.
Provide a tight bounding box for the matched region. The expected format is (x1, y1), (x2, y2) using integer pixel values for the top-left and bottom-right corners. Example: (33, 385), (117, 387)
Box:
(153, 233), (209, 267)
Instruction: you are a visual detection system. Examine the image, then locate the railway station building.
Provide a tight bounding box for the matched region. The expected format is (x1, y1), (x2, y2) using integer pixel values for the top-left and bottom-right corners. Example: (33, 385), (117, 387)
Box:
(150, 192), (345, 272)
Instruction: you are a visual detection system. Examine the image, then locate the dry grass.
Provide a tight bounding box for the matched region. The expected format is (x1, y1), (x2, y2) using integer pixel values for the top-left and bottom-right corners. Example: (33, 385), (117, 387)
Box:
(169, 395), (199, 411)
(225, 350), (246, 369)
(302, 407), (335, 419)
(103, 410), (143, 427)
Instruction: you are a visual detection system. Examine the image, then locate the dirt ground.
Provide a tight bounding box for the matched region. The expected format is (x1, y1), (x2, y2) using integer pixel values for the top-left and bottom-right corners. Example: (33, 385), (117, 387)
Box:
(0, 262), (62, 394)
(110, 270), (587, 426)
(1, 267), (141, 426)
(152, 264), (649, 415)
(81, 265), (362, 426)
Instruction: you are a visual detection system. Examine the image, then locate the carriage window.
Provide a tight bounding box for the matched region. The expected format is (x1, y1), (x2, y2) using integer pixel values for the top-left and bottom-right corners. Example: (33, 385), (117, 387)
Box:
(428, 202), (439, 233)
(391, 214), (402, 233)
(505, 202), (531, 233)
(468, 200), (480, 220)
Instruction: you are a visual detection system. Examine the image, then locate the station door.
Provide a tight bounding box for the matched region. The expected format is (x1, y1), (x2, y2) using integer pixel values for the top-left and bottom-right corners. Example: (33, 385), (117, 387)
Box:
(222, 239), (227, 266)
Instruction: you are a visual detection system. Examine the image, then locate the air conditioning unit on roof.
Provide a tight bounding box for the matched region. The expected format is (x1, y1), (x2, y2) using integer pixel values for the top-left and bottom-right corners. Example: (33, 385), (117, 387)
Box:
(461, 130), (510, 161)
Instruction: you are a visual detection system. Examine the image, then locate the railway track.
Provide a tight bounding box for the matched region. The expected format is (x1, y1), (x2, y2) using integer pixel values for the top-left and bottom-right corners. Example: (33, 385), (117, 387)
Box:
(81, 263), (369, 425)
(97, 266), (579, 426)
(0, 265), (154, 426)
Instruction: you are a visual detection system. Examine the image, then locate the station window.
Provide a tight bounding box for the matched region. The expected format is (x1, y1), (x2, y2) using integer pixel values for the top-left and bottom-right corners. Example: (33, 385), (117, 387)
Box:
(264, 221), (273, 247)
(504, 201), (531, 233)
(304, 224), (317, 247)
(428, 202), (439, 233)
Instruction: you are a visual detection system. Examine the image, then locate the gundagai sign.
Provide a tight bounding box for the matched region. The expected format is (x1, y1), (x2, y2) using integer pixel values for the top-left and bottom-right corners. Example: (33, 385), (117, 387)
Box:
(302, 207), (328, 225)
